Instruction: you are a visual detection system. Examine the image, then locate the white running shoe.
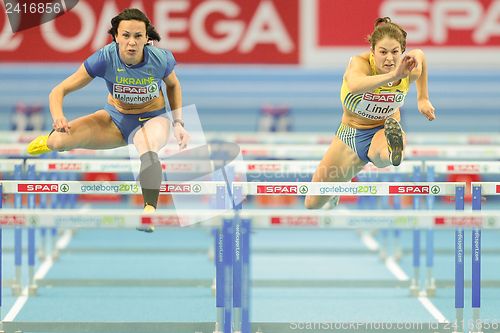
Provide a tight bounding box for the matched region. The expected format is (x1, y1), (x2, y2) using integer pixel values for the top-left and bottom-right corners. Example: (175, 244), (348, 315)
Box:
(322, 196), (340, 210)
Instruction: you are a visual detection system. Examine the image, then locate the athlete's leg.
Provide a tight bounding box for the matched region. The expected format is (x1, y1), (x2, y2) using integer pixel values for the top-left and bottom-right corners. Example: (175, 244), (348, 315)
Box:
(367, 118), (407, 167)
(133, 116), (171, 213)
(47, 110), (125, 151)
(305, 136), (366, 209)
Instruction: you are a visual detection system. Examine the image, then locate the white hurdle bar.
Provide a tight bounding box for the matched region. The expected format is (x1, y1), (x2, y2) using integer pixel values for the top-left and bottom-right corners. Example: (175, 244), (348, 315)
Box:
(0, 159), (24, 173)
(233, 181), (462, 196)
(425, 161), (500, 174)
(20, 158), (421, 176)
(1, 131), (499, 145)
(18, 159), (500, 178)
(0, 209), (497, 229)
(1, 143), (499, 160)
(0, 180), (225, 196)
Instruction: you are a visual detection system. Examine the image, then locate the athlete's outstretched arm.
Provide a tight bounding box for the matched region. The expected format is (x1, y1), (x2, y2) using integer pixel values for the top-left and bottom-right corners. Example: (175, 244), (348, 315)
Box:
(163, 70), (182, 118)
(344, 54), (416, 95)
(49, 64), (94, 132)
(163, 70), (189, 149)
(408, 49), (436, 121)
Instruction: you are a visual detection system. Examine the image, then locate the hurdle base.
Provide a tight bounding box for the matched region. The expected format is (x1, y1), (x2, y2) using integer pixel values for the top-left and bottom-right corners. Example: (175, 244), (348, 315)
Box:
(469, 308), (483, 333)
(27, 284), (37, 296)
(10, 285), (22, 297)
(409, 281), (420, 297)
(379, 249), (387, 260)
(393, 248), (403, 262)
(425, 278), (436, 297)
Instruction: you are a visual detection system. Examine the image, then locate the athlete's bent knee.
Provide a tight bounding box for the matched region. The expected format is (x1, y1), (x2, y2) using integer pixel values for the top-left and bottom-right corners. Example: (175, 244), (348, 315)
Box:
(47, 134), (67, 152)
(304, 196), (321, 209)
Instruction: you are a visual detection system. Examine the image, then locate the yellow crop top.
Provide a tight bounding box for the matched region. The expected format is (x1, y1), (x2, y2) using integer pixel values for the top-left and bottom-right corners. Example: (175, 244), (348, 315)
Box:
(340, 53), (410, 121)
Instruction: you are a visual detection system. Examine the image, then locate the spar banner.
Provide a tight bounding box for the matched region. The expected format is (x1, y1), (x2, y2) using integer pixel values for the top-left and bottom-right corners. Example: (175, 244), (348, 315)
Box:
(0, 0), (299, 63)
(302, 0), (500, 67)
(317, 0), (500, 47)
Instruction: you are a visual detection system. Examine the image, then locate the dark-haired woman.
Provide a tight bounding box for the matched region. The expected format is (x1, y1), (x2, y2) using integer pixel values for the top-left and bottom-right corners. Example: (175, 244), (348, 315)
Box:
(27, 8), (189, 221)
(305, 17), (436, 209)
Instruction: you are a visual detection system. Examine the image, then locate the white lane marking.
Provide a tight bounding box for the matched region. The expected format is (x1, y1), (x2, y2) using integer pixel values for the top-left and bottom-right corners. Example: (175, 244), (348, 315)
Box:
(360, 231), (379, 251)
(3, 229), (73, 321)
(360, 231), (448, 323)
(418, 295), (449, 323)
(385, 256), (409, 281)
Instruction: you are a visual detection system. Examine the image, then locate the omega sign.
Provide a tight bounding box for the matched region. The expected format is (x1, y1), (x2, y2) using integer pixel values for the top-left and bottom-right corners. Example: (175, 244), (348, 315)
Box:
(0, 0), (298, 63)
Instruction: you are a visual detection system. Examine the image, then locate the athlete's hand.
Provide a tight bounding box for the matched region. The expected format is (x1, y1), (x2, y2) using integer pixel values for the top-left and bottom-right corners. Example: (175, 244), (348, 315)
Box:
(394, 55), (418, 80)
(418, 99), (436, 121)
(174, 124), (190, 150)
(53, 117), (71, 133)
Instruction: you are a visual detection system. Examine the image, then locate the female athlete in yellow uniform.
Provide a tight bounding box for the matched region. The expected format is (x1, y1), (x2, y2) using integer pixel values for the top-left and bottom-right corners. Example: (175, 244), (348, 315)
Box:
(305, 17), (436, 209)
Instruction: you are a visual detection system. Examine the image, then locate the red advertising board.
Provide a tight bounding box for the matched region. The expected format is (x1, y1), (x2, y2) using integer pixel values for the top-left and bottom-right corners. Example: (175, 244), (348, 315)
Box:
(318, 0), (500, 47)
(0, 0), (299, 63)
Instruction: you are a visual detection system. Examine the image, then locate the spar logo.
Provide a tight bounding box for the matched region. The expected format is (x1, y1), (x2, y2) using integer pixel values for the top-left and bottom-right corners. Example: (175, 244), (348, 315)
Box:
(447, 164), (481, 173)
(389, 185), (438, 194)
(48, 163), (82, 171)
(18, 184), (59, 192)
(141, 216), (181, 226)
(363, 93), (404, 103)
(148, 82), (159, 93)
(435, 217), (483, 227)
(160, 184), (192, 193)
(114, 85), (148, 94)
(0, 215), (26, 225)
(162, 163), (194, 172)
(270, 216), (319, 226)
(247, 163), (281, 172)
(257, 185), (297, 194)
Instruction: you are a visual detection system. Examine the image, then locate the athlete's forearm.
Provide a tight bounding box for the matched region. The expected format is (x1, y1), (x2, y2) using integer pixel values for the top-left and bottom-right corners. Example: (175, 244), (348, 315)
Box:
(346, 72), (399, 95)
(167, 84), (183, 120)
(48, 86), (66, 120)
(415, 52), (429, 101)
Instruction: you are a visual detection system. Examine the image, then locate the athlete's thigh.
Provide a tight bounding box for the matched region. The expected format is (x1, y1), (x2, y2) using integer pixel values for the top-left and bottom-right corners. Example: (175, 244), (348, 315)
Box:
(133, 116), (171, 154)
(50, 110), (125, 150)
(312, 136), (366, 183)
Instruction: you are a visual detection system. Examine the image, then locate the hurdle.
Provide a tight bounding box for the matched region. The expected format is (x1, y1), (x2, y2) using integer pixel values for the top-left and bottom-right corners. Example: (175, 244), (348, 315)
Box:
(1, 143), (499, 160)
(0, 180), (234, 333)
(1, 179), (499, 333)
(424, 162), (500, 300)
(1, 131), (499, 146)
(0, 160), (24, 297)
(468, 182), (500, 333)
(0, 179), (227, 287)
(233, 181), (462, 333)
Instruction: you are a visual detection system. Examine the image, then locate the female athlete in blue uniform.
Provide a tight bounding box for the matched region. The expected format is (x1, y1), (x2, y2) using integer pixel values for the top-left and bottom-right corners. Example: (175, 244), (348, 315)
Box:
(27, 8), (189, 225)
(305, 17), (436, 209)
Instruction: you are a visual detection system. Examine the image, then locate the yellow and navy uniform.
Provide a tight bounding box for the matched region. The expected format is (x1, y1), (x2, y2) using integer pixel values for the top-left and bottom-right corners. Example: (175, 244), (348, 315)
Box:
(340, 53), (410, 121)
(336, 53), (409, 162)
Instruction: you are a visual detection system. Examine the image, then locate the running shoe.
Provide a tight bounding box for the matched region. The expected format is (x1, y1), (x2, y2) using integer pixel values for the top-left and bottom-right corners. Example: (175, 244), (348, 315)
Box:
(26, 134), (52, 156)
(136, 204), (156, 233)
(384, 118), (404, 166)
(322, 196), (340, 210)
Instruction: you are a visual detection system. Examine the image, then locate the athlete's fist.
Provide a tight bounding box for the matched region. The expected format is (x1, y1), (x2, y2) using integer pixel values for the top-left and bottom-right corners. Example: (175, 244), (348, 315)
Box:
(395, 55), (418, 80)
(173, 123), (190, 150)
(53, 117), (71, 133)
(418, 99), (436, 121)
